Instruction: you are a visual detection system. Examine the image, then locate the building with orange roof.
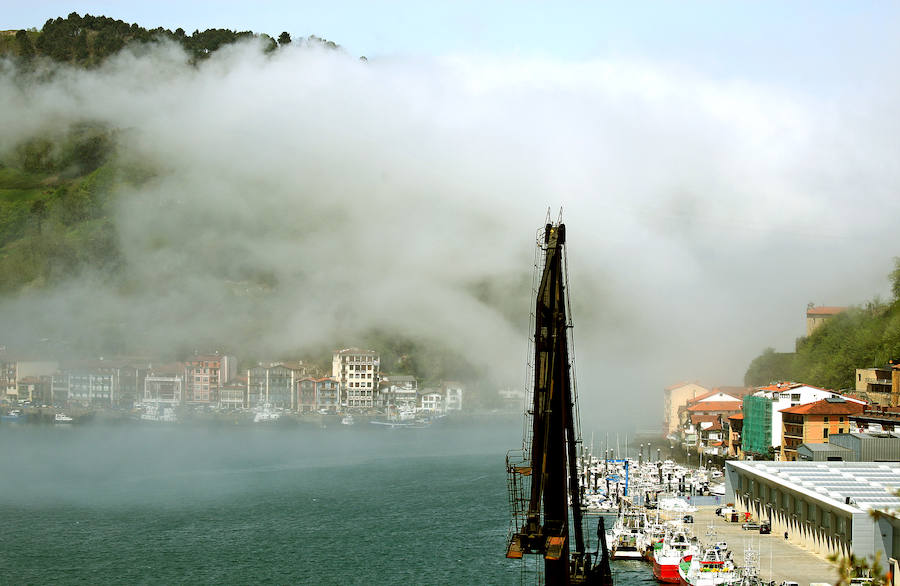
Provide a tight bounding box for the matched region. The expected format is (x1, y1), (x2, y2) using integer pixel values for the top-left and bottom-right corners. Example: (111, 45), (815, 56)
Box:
(806, 305), (846, 336)
(678, 392), (743, 455)
(663, 382), (710, 437)
(726, 413), (744, 458)
(780, 397), (866, 461)
(315, 376), (340, 413)
(183, 353), (236, 405)
(742, 383), (866, 459)
(219, 378), (247, 409)
(297, 377), (318, 413)
(332, 348), (380, 411)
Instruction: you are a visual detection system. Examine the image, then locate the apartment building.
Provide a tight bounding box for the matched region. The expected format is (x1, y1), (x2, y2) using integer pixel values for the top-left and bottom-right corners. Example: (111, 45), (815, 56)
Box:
(780, 397), (866, 461)
(332, 349), (380, 411)
(183, 354), (236, 405)
(248, 362), (304, 409)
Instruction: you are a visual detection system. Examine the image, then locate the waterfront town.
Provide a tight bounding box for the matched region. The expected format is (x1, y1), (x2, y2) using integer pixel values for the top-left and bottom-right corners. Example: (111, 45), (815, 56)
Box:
(655, 304), (900, 584)
(0, 346), (466, 423)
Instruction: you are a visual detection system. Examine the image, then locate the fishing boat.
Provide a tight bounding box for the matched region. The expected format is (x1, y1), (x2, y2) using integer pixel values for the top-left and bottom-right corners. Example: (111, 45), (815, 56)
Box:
(607, 509), (647, 560)
(54, 412), (74, 424)
(1, 409), (26, 423)
(653, 530), (700, 583)
(253, 403), (280, 423)
(677, 545), (738, 586)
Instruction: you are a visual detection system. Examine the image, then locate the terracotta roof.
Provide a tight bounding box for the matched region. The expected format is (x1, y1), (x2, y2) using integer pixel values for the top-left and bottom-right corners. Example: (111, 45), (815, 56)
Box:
(712, 386), (755, 396)
(687, 391), (742, 405)
(691, 414), (719, 425)
(708, 441), (724, 447)
(806, 306), (847, 316)
(687, 401), (743, 412)
(664, 382), (708, 392)
(728, 413), (744, 420)
(780, 398), (866, 416)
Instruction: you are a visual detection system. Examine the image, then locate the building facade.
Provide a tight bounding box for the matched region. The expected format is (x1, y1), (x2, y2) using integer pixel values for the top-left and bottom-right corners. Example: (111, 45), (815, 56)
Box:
(663, 382), (710, 437)
(297, 377), (317, 413)
(725, 460), (900, 562)
(332, 349), (380, 410)
(143, 375), (183, 407)
(315, 377), (340, 412)
(219, 380), (247, 409)
(248, 363), (303, 409)
(382, 375), (418, 410)
(420, 388), (443, 413)
(443, 381), (463, 412)
(806, 305), (846, 336)
(780, 397), (866, 461)
(742, 383), (865, 459)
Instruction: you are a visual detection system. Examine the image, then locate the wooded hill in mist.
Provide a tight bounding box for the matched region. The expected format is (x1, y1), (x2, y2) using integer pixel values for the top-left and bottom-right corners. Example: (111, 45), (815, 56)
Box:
(745, 265), (900, 391)
(1, 11), (339, 65)
(0, 14), (502, 400)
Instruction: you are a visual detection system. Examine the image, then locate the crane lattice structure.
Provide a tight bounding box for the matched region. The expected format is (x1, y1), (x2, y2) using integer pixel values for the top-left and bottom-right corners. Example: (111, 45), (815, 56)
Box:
(505, 218), (612, 585)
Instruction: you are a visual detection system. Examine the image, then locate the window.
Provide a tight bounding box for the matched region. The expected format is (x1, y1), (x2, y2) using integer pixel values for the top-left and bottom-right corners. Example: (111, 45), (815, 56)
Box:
(824, 428), (829, 438)
(839, 416), (844, 423)
(824, 416), (829, 423)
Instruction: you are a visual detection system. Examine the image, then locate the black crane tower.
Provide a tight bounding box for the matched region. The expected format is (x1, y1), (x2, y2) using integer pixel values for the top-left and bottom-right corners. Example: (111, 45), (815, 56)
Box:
(505, 220), (612, 585)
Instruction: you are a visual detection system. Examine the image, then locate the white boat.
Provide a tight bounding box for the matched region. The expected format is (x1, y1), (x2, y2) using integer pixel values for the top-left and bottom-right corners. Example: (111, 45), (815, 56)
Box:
(141, 406), (177, 423)
(659, 496), (698, 513)
(677, 545), (738, 586)
(54, 412), (73, 423)
(606, 509), (647, 559)
(341, 415), (355, 425)
(253, 403), (280, 423)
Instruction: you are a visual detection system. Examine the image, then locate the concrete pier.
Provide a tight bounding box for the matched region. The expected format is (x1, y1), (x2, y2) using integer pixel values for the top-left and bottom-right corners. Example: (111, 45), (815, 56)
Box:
(689, 505), (837, 585)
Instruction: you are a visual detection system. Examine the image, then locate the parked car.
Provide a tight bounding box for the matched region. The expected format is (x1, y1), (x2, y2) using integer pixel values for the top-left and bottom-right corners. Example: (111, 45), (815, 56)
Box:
(682, 514), (694, 524)
(742, 520), (761, 530)
(759, 521), (771, 534)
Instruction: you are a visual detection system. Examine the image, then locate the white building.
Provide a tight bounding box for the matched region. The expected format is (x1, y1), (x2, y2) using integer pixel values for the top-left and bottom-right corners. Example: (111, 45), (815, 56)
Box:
(143, 375), (183, 407)
(333, 348), (380, 410)
(382, 375), (418, 409)
(420, 388), (443, 413)
(443, 381), (463, 412)
(753, 383), (866, 449)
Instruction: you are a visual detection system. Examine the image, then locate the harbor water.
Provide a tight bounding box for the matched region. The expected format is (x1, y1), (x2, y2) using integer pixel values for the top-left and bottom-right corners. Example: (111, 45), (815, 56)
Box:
(0, 421), (650, 584)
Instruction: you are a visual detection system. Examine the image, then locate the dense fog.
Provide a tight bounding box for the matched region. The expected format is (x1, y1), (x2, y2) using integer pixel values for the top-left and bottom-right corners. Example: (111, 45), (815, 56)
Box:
(2, 39), (898, 429)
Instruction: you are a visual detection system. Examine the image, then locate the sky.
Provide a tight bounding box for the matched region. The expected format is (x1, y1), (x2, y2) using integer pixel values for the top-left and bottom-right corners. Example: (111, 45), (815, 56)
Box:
(7, 1), (900, 90)
(3, 2), (900, 432)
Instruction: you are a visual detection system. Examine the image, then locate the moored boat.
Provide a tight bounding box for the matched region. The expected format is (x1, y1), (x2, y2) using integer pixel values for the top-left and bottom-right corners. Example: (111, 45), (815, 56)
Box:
(54, 412), (73, 423)
(677, 545), (738, 586)
(653, 530), (699, 583)
(253, 403), (280, 423)
(1, 409), (26, 423)
(607, 509), (647, 560)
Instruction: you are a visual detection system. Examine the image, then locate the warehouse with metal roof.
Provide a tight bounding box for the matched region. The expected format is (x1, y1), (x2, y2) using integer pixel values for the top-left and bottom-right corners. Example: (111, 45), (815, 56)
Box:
(725, 460), (900, 563)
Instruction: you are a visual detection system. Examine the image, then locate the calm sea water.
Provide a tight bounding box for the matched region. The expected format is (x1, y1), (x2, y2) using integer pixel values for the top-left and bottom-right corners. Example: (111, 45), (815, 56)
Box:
(0, 421), (651, 584)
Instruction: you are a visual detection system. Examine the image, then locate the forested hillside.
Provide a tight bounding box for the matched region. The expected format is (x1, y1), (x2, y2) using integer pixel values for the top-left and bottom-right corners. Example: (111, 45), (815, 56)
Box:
(0, 123), (128, 292)
(0, 13), (501, 398)
(1, 11), (338, 65)
(745, 271), (900, 390)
